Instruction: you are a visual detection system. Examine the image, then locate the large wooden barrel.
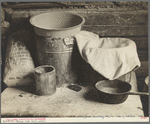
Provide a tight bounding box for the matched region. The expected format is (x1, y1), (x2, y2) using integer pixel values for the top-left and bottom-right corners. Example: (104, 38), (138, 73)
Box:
(30, 12), (85, 87)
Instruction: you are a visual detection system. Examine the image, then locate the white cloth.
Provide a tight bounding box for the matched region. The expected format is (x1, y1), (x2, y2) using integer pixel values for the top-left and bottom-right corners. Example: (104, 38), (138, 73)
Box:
(75, 31), (141, 80)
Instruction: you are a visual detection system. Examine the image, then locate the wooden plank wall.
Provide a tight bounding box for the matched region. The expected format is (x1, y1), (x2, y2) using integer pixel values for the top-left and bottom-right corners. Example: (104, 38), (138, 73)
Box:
(3, 2), (148, 80)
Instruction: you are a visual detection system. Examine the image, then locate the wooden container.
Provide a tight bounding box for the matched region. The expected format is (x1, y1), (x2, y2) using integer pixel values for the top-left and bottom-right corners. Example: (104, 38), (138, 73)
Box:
(30, 12), (85, 87)
(34, 65), (56, 95)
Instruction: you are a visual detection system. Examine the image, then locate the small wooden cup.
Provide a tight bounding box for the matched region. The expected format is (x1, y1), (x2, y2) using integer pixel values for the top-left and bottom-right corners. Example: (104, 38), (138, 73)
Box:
(34, 65), (56, 96)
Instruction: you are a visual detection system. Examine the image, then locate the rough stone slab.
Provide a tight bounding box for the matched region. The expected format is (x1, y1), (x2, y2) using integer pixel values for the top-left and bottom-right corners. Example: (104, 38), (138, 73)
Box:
(1, 72), (144, 117)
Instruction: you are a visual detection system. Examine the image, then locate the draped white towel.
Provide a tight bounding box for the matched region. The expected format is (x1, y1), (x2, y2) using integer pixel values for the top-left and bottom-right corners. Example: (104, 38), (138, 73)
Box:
(75, 31), (141, 80)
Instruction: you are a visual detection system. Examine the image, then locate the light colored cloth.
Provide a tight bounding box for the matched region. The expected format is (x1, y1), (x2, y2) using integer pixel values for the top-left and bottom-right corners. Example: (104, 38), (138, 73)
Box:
(75, 31), (141, 80)
(145, 76), (149, 86)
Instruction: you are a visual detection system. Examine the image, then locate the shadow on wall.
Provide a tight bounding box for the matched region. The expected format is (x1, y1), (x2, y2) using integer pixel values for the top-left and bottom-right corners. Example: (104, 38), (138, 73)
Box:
(71, 42), (107, 87)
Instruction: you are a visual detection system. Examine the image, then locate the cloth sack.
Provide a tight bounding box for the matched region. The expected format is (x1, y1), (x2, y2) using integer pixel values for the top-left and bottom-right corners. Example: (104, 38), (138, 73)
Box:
(3, 30), (35, 86)
(75, 31), (141, 80)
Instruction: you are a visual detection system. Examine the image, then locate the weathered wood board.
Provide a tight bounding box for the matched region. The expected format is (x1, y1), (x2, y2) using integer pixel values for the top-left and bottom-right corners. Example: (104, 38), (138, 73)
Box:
(10, 10), (148, 26)
(82, 26), (147, 37)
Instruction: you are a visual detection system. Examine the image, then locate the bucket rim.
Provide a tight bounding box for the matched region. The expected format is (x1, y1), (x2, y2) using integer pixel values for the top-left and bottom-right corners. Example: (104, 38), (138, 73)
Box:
(30, 11), (85, 31)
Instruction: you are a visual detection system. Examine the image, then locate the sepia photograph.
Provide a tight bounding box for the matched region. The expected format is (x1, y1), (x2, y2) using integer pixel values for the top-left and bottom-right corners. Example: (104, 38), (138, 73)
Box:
(1, 1), (149, 123)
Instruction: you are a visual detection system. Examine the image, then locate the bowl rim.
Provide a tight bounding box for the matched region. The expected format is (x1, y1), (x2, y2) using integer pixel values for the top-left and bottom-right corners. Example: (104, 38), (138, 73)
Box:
(30, 11), (85, 31)
(95, 80), (132, 95)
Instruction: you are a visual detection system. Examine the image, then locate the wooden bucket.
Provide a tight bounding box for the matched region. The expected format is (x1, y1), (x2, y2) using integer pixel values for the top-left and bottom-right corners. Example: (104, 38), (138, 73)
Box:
(30, 12), (85, 87)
